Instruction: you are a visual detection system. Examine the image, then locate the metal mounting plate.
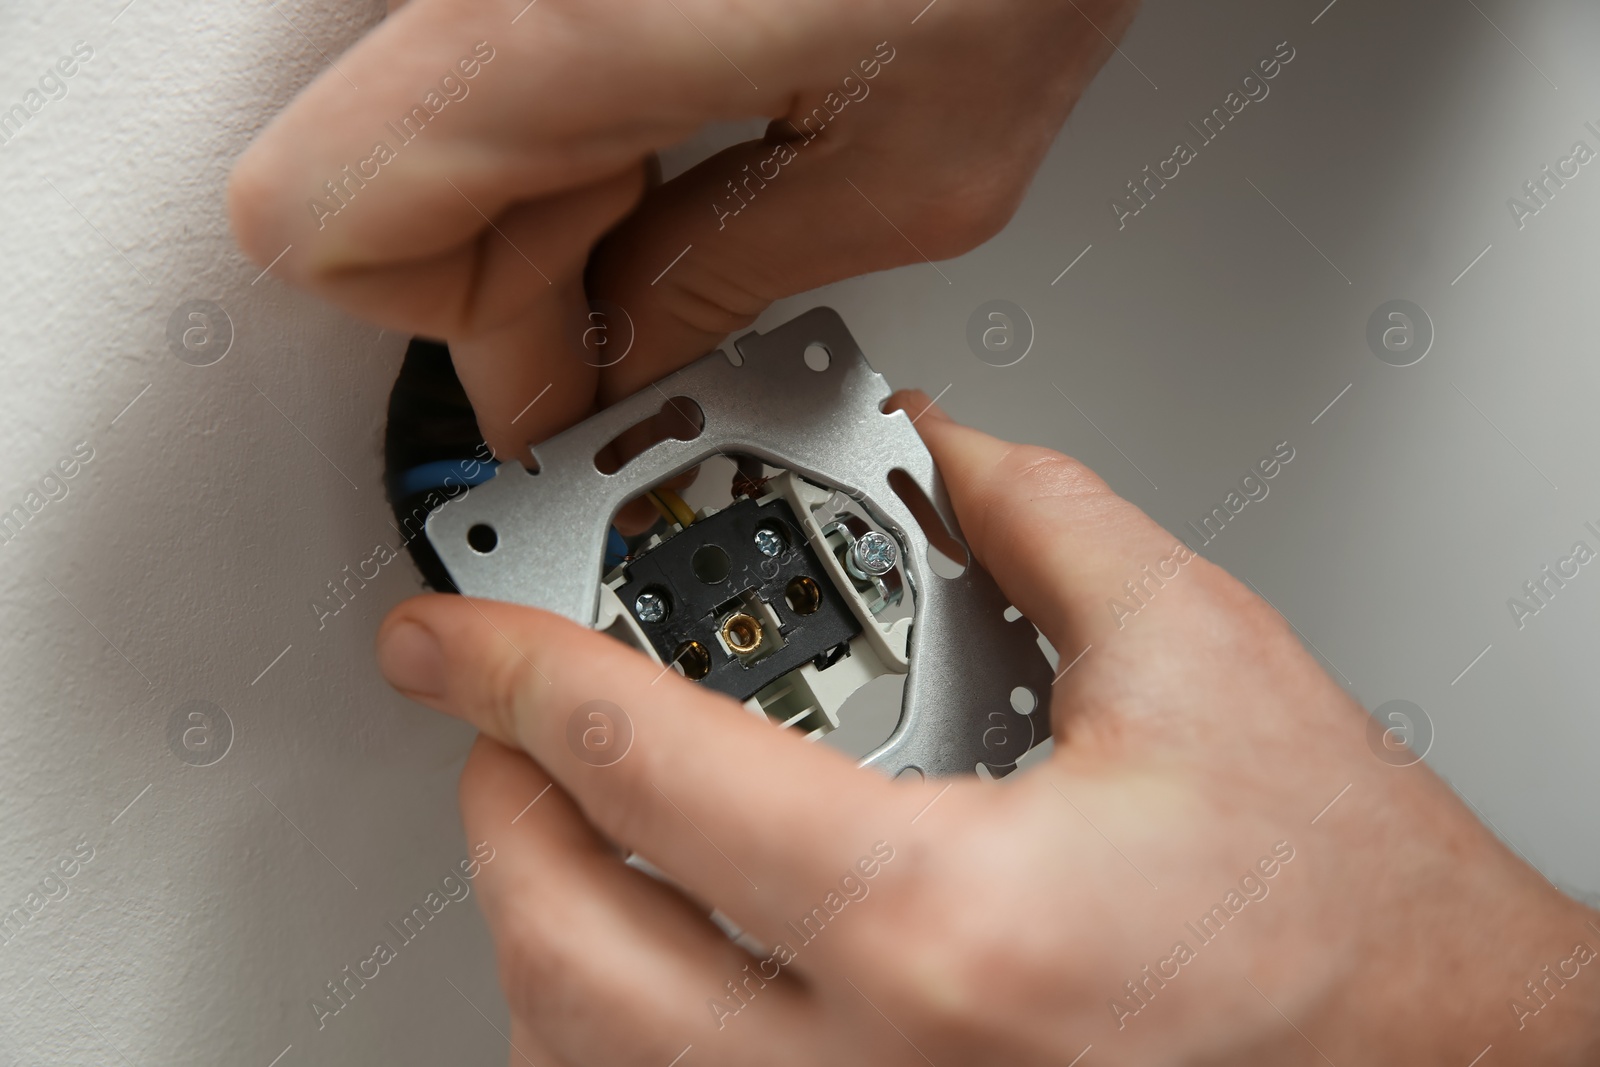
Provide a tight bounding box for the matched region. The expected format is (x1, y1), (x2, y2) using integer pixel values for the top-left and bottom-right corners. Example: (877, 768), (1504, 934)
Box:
(426, 307), (1052, 777)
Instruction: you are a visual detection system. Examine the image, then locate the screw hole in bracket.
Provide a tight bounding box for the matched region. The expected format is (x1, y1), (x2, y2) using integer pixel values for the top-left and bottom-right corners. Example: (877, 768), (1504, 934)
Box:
(888, 468), (969, 579)
(803, 343), (831, 372)
(594, 395), (704, 475)
(926, 545), (966, 580)
(467, 523), (499, 554)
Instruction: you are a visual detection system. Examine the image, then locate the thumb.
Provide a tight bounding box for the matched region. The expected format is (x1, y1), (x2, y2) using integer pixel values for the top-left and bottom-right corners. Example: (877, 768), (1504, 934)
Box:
(889, 391), (1207, 670)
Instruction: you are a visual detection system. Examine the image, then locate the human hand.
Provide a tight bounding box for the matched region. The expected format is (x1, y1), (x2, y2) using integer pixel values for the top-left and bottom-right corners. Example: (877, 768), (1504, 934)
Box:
(229, 0), (1140, 460)
(373, 393), (1600, 1066)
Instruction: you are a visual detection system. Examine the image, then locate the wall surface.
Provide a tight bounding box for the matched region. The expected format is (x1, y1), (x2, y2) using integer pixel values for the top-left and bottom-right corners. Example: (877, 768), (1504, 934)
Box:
(0, 0), (1595, 1063)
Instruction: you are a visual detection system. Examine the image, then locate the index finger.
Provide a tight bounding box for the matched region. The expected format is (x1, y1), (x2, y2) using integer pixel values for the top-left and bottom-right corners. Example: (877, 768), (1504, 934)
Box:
(376, 593), (923, 945)
(227, 1), (883, 455)
(228, 2), (723, 276)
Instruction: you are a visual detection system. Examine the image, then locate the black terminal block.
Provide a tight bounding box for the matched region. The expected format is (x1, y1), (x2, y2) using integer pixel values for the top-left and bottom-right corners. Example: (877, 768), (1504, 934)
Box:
(616, 496), (862, 702)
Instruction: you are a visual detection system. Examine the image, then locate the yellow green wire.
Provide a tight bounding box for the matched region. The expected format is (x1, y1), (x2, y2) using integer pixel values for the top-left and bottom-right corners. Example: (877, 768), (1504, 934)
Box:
(654, 487), (697, 527)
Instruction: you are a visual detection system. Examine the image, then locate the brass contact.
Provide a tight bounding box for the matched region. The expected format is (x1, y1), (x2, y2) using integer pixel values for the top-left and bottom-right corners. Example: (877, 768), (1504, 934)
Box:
(785, 575), (822, 616)
(720, 612), (763, 654)
(674, 640), (712, 680)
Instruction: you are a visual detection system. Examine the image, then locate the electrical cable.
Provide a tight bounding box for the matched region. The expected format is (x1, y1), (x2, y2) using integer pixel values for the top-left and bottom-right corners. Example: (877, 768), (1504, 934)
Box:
(654, 487), (697, 527)
(386, 338), (636, 586)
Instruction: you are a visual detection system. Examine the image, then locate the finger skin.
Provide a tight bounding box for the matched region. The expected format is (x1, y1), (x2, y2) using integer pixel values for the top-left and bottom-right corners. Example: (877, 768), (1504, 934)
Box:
(459, 735), (814, 1066)
(585, 136), (982, 412)
(389, 407), (1600, 1066)
(377, 595), (923, 944)
(315, 175), (641, 460)
(229, 1), (1136, 459)
(886, 390), (1207, 665)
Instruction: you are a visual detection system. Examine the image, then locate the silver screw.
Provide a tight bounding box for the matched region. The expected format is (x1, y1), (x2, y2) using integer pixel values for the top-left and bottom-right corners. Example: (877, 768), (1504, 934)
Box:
(848, 530), (898, 578)
(753, 527), (784, 557)
(634, 590), (669, 623)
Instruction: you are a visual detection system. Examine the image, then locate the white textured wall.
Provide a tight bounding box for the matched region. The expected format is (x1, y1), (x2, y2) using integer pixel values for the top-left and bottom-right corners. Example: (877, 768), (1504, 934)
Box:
(0, 1), (505, 1063)
(2, 0), (1596, 1063)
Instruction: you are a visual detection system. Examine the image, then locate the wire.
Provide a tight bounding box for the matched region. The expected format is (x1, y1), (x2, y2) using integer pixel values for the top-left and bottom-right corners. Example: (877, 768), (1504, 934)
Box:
(393, 458), (499, 498)
(652, 487), (697, 527)
(644, 490), (678, 526)
(604, 527), (629, 570)
(399, 454), (633, 571)
(659, 487), (697, 526)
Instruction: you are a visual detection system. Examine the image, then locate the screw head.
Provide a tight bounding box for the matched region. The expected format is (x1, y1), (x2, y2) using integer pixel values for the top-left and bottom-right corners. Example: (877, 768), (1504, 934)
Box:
(849, 531), (898, 577)
(634, 590), (669, 623)
(753, 527), (784, 557)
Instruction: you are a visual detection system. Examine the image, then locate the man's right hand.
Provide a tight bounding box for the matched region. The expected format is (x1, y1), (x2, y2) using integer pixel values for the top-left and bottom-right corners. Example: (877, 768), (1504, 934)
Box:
(375, 392), (1600, 1066)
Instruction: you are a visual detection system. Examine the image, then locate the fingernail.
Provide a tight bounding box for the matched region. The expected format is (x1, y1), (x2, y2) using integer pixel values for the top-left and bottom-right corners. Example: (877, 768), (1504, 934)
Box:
(377, 620), (445, 699)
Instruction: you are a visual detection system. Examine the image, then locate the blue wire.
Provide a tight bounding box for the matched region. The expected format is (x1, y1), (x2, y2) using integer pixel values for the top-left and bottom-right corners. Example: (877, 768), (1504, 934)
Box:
(605, 527), (629, 569)
(396, 457), (631, 570)
(393, 457), (500, 498)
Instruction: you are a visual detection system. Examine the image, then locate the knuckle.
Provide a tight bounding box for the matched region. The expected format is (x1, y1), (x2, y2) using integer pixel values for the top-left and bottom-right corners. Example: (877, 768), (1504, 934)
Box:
(456, 738), (496, 818)
(987, 444), (1120, 526)
(1227, 578), (1301, 646)
(956, 444), (1119, 568)
(860, 809), (1050, 1031)
(483, 647), (548, 749)
(494, 883), (657, 1042)
(897, 175), (1025, 260)
(849, 831), (940, 959)
(494, 905), (573, 1023)
(552, 697), (661, 847)
(994, 444), (1106, 498)
(584, 737), (660, 847)
(1176, 561), (1302, 659)
(653, 264), (769, 339)
(1188, 558), (1266, 620)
